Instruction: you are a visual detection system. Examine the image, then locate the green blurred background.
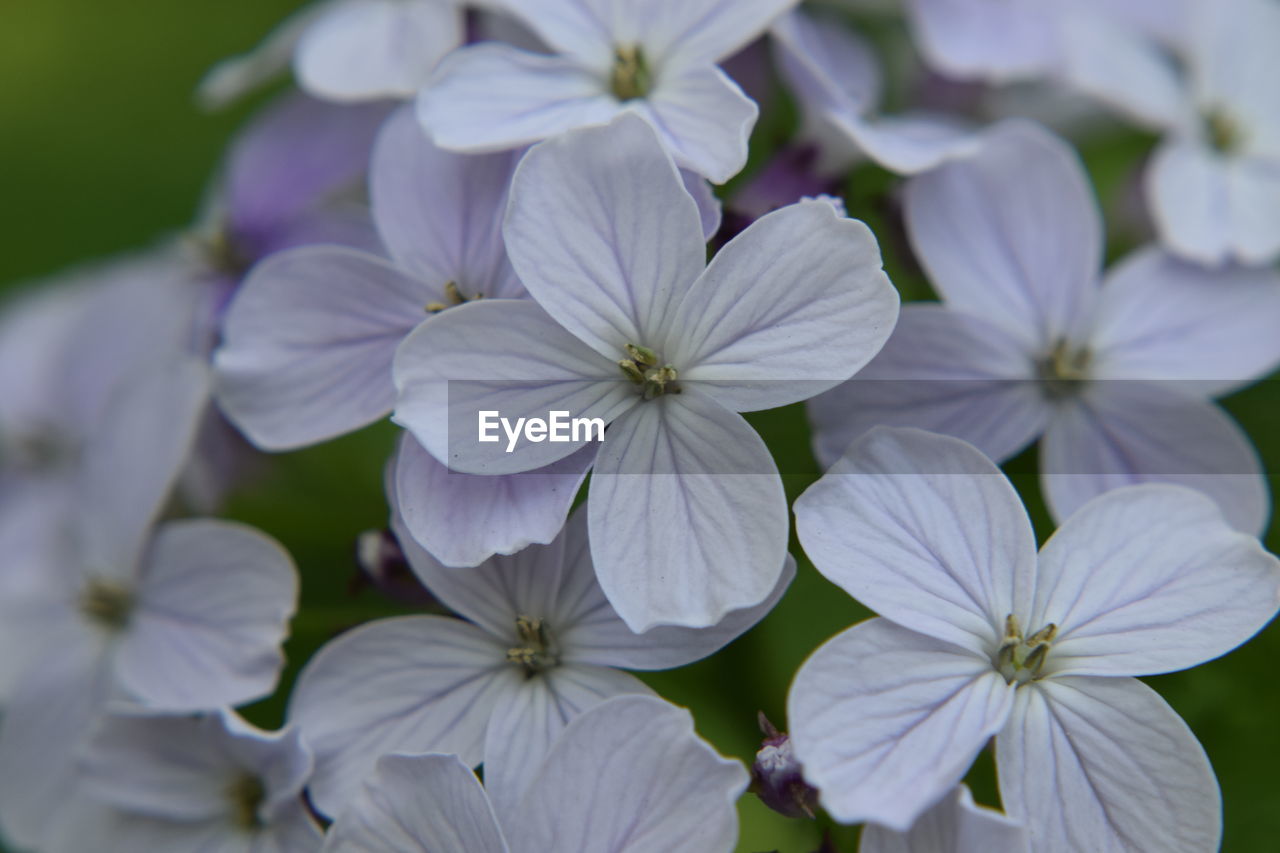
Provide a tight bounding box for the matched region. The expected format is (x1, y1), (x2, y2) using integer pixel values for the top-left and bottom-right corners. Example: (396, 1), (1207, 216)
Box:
(2, 2), (1276, 851)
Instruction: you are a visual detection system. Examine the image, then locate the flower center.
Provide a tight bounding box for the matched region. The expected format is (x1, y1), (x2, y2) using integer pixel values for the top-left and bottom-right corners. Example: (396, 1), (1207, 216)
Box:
(1202, 105), (1245, 155)
(506, 615), (559, 677)
(619, 344), (680, 400)
(610, 44), (652, 101)
(2, 424), (78, 474)
(195, 225), (254, 279)
(1036, 338), (1090, 399)
(226, 772), (267, 831)
(426, 280), (480, 314)
(79, 577), (134, 632)
(995, 614), (1056, 685)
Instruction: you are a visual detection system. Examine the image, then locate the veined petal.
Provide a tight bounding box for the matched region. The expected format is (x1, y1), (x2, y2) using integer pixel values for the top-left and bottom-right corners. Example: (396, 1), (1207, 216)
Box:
(807, 305), (1048, 470)
(504, 112), (707, 356)
(417, 44), (620, 153)
(392, 432), (590, 569)
(796, 427), (1036, 655)
(905, 120), (1101, 349)
(214, 246), (429, 450)
(322, 754), (509, 853)
(788, 619), (1014, 831)
(117, 520), (297, 710)
(666, 200), (898, 412)
(1031, 484), (1280, 677)
(635, 65), (757, 184)
(1040, 384), (1269, 535)
(392, 299), (632, 475)
(859, 785), (1027, 853)
(372, 105), (522, 298)
(996, 677), (1220, 853)
(588, 393), (788, 632)
(632, 0), (798, 66)
(512, 695), (747, 853)
(295, 0), (464, 101)
(287, 616), (519, 818)
(482, 665), (651, 817)
(681, 168), (723, 241)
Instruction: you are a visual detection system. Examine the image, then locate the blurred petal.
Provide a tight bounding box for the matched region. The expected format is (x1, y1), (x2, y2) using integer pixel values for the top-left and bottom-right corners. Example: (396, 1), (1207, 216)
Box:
(1041, 383), (1269, 534)
(636, 65), (757, 183)
(1031, 484), (1280, 677)
(666, 200), (899, 412)
(997, 677), (1220, 853)
(513, 695), (747, 853)
(788, 619), (1013, 830)
(589, 393), (788, 631)
(1224, 156), (1280, 264)
(903, 0), (1056, 80)
(808, 306), (1048, 470)
(505, 112), (706, 357)
(214, 246), (429, 450)
(287, 616), (517, 818)
(795, 427), (1036, 655)
(905, 120), (1101, 348)
(633, 0), (797, 65)
(830, 111), (981, 175)
(859, 785), (1026, 853)
(680, 168), (723, 241)
(1146, 140), (1234, 266)
(772, 8), (881, 118)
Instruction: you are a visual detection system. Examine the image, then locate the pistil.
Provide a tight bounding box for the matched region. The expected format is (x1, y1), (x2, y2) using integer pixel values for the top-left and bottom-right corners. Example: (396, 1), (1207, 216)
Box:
(618, 343), (680, 399)
(996, 614), (1056, 684)
(506, 615), (558, 677)
(610, 45), (652, 101)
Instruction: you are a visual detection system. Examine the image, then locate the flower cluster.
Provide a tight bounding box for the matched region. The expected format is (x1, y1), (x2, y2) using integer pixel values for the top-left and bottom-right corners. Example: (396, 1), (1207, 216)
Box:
(3, 1), (1278, 852)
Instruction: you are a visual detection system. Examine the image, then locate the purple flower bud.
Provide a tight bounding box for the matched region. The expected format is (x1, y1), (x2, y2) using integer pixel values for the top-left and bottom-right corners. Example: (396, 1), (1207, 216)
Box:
(750, 712), (818, 820)
(353, 529), (437, 608)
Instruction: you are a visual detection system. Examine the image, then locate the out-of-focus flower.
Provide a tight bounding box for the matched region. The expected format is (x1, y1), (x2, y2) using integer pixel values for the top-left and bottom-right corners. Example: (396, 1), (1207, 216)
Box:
(321, 695), (748, 853)
(859, 786), (1025, 853)
(789, 427), (1279, 850)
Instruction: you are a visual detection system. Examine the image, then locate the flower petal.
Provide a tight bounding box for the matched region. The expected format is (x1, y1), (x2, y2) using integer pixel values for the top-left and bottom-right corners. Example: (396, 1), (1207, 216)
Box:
(392, 299), (632, 475)
(788, 618), (1013, 830)
(829, 111), (981, 175)
(1145, 140), (1234, 266)
(1224, 156), (1280, 265)
(1030, 484), (1280, 677)
(322, 754), (509, 853)
(796, 427), (1036, 655)
(859, 785), (1027, 853)
(117, 519), (297, 710)
(512, 694), (747, 853)
(504, 112), (707, 357)
(287, 615), (519, 818)
(807, 305), (1049, 470)
(635, 65), (757, 183)
(214, 246), (429, 450)
(588, 393), (788, 631)
(905, 120), (1101, 348)
(903, 0), (1056, 81)
(772, 8), (882, 119)
(996, 677), (1220, 853)
(1040, 383), (1269, 534)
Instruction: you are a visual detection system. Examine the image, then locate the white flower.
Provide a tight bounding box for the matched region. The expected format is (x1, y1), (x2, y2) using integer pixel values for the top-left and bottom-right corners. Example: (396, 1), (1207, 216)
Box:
(860, 786), (1025, 853)
(788, 426), (1280, 851)
(321, 695), (748, 853)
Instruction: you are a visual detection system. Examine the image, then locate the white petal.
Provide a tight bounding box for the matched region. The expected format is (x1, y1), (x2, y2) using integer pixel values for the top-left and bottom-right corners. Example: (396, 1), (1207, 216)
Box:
(482, 665), (651, 816)
(665, 200), (898, 412)
(634, 0), (797, 65)
(295, 0), (464, 101)
(1031, 484), (1280, 677)
(1090, 247), (1280, 396)
(214, 246), (429, 450)
(796, 427), (1036, 655)
(372, 105), (522, 297)
(117, 520), (297, 710)
(807, 305), (1049, 470)
(1224, 156), (1280, 265)
(772, 8), (882, 119)
(588, 393), (788, 631)
(417, 44), (620, 153)
(504, 112), (706, 357)
(1145, 140), (1234, 266)
(997, 677), (1220, 853)
(905, 120), (1101, 349)
(286, 615), (517, 818)
(392, 299), (632, 475)
(1040, 384), (1269, 534)
(1190, 0), (1280, 152)
(788, 619), (1013, 830)
(512, 694), (747, 853)
(635, 65), (757, 183)
(392, 432), (590, 568)
(681, 168), (723, 241)
(195, 2), (330, 109)
(903, 0), (1057, 81)
(859, 785), (1026, 853)
(831, 111), (981, 175)
(322, 753), (508, 853)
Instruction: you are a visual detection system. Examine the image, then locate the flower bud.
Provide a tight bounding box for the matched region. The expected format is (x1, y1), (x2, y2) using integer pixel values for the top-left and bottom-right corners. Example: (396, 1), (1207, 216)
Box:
(750, 712), (818, 820)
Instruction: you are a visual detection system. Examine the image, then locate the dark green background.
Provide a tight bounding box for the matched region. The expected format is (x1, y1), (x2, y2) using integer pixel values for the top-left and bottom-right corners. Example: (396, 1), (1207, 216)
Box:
(2, 3), (1276, 851)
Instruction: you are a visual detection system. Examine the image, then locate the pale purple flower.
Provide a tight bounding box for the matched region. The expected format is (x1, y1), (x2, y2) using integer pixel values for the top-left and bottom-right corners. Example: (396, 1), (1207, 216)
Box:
(789, 426), (1280, 850)
(47, 710), (320, 853)
(394, 113), (898, 630)
(772, 8), (980, 175)
(321, 695), (748, 852)
(288, 504), (791, 818)
(416, 0), (801, 182)
(198, 0), (464, 107)
(0, 361), (299, 851)
(860, 786), (1026, 853)
(810, 119), (1280, 534)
